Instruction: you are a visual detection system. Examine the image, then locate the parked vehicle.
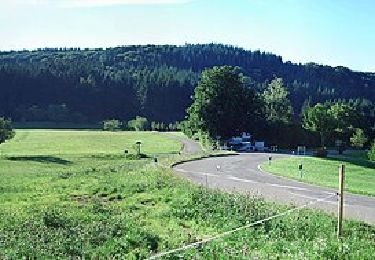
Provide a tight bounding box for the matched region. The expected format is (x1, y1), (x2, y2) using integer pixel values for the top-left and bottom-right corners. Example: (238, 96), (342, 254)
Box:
(226, 132), (268, 152)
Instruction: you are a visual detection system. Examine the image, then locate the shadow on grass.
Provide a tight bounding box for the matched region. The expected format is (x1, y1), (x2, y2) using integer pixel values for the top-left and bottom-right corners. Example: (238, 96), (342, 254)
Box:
(7, 156), (72, 165)
(325, 155), (375, 169)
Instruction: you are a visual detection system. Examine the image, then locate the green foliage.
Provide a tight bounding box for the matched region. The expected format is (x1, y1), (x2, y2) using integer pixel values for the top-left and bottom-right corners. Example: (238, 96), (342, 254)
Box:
(186, 66), (262, 138)
(262, 78), (293, 124)
(303, 102), (364, 147)
(368, 140), (375, 162)
(16, 104), (86, 123)
(303, 103), (335, 146)
(0, 117), (15, 144)
(102, 119), (121, 131)
(350, 128), (368, 148)
(127, 116), (148, 131)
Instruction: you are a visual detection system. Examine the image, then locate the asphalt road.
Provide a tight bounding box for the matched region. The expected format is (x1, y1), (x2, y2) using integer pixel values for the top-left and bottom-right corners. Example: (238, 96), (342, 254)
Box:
(174, 153), (375, 225)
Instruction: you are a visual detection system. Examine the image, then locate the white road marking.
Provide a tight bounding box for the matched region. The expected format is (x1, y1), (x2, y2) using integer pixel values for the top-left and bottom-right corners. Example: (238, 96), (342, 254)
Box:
(176, 166), (335, 198)
(289, 192), (339, 206)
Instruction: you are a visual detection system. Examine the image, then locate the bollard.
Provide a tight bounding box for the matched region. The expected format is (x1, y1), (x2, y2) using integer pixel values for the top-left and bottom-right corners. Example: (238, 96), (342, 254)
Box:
(299, 163), (303, 178)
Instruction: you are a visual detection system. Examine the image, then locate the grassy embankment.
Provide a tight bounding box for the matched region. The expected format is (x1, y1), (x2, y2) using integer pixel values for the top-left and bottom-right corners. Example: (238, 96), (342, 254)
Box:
(262, 152), (375, 196)
(0, 130), (374, 258)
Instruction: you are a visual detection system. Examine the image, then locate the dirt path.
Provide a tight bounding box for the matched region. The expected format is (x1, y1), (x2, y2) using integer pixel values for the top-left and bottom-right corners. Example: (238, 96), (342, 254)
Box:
(162, 133), (202, 154)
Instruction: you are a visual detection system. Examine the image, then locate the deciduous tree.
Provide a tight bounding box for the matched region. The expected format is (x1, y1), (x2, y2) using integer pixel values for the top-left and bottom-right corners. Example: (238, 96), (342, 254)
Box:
(186, 66), (262, 138)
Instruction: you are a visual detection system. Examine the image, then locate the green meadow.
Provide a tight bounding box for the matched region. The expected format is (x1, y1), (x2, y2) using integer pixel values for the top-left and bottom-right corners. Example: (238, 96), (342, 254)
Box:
(0, 130), (374, 258)
(262, 155), (375, 196)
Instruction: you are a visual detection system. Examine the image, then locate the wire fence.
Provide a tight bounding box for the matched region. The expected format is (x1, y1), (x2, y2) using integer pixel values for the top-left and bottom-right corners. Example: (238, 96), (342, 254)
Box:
(147, 193), (337, 259)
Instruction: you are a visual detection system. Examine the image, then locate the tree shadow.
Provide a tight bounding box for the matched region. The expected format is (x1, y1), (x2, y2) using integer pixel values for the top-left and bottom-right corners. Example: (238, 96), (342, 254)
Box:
(7, 156), (72, 165)
(325, 155), (375, 169)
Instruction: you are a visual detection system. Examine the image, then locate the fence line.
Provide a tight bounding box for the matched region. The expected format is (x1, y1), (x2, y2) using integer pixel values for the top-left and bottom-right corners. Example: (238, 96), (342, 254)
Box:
(147, 193), (337, 259)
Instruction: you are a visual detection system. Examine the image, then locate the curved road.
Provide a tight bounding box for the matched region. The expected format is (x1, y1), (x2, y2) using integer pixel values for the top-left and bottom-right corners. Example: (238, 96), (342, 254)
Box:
(174, 152), (375, 225)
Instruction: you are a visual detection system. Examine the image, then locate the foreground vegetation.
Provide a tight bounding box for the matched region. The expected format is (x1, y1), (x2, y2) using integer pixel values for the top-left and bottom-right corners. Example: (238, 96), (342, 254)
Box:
(1, 130), (374, 258)
(262, 155), (375, 196)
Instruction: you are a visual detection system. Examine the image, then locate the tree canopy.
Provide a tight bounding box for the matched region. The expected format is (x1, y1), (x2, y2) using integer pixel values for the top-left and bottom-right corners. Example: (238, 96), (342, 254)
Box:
(303, 103), (365, 147)
(186, 66), (262, 138)
(262, 78), (293, 124)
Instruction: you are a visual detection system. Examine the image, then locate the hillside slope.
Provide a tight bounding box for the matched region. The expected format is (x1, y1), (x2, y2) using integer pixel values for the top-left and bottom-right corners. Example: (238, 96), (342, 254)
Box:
(1, 44), (374, 122)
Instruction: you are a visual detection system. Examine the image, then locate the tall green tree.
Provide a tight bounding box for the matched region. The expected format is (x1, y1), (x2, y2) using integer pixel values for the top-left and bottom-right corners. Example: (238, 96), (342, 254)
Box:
(303, 103), (335, 147)
(0, 117), (15, 144)
(262, 78), (294, 124)
(303, 102), (364, 147)
(186, 66), (262, 138)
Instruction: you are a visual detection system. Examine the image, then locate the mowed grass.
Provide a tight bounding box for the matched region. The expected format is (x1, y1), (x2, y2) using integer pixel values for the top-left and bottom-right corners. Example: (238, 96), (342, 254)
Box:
(262, 155), (375, 196)
(1, 130), (375, 258)
(0, 129), (181, 156)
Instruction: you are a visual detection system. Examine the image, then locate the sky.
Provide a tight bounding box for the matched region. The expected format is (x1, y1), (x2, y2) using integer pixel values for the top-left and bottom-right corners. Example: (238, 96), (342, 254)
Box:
(0, 0), (374, 72)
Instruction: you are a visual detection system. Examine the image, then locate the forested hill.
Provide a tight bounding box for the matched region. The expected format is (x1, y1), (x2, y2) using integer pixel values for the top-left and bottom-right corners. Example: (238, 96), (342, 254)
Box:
(1, 44), (375, 123)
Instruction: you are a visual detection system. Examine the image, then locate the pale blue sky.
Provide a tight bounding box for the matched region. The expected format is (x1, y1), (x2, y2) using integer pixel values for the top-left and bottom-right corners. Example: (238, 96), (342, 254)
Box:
(1, 0), (374, 72)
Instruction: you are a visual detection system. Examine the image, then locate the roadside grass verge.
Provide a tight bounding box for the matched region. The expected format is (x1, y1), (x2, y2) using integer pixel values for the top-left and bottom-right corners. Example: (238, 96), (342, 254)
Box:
(1, 130), (374, 258)
(261, 156), (375, 196)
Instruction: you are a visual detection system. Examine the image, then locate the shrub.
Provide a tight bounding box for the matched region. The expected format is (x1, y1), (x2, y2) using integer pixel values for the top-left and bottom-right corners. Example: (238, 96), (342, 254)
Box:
(127, 116), (148, 131)
(350, 128), (367, 148)
(0, 117), (15, 144)
(103, 119), (121, 131)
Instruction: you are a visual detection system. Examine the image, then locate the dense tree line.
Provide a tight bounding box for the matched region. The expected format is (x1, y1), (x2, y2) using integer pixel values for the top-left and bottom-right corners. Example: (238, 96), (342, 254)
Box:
(1, 44), (374, 125)
(185, 66), (375, 150)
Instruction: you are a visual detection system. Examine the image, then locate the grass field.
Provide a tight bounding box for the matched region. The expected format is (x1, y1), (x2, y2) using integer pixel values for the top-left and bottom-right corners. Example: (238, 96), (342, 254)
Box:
(262, 155), (375, 196)
(1, 130), (375, 258)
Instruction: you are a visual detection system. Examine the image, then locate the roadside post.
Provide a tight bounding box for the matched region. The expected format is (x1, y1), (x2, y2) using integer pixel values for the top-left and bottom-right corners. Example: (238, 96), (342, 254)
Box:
(268, 156), (272, 166)
(338, 164), (345, 239)
(135, 141), (142, 156)
(299, 163), (303, 178)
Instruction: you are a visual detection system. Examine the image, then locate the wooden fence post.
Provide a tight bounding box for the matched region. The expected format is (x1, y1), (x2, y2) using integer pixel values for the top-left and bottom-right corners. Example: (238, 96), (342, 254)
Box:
(338, 164), (345, 239)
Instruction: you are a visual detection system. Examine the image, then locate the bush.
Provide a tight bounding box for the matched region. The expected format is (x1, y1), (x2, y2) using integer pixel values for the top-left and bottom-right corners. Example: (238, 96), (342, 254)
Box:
(125, 153), (148, 160)
(0, 117), (15, 144)
(350, 128), (368, 148)
(315, 147), (328, 158)
(103, 119), (121, 131)
(368, 141), (375, 161)
(127, 116), (148, 131)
